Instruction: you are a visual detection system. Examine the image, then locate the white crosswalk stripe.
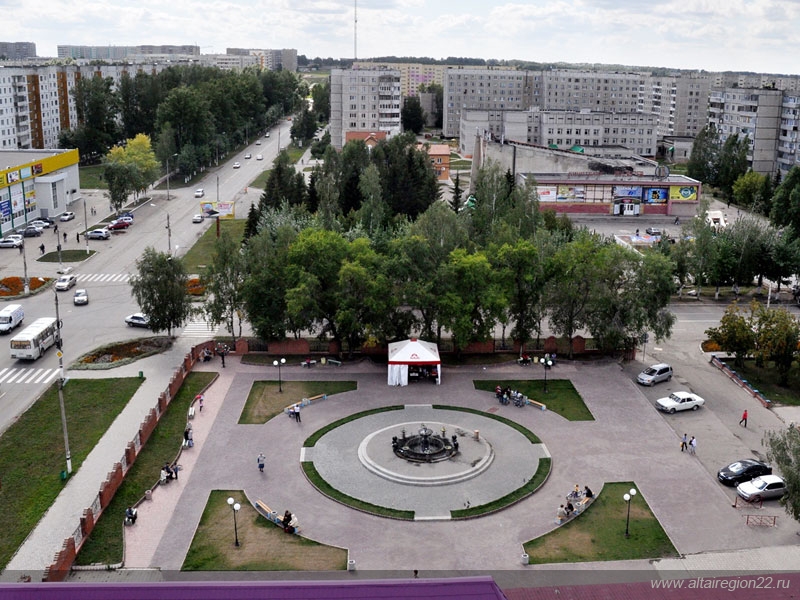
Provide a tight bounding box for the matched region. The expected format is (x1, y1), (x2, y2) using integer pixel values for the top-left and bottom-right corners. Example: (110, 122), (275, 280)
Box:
(76, 273), (131, 283)
(181, 318), (220, 338)
(0, 367), (60, 385)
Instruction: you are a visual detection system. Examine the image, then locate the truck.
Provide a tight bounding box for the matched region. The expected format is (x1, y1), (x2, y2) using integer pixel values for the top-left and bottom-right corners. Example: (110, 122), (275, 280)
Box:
(0, 304), (24, 334)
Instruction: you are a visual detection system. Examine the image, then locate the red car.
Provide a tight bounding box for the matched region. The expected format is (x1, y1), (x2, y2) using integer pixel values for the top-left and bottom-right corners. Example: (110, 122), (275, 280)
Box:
(107, 220), (130, 230)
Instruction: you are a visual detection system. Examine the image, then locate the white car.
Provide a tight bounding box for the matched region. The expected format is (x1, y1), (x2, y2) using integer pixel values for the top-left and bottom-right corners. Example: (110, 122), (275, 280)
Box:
(192, 214), (204, 223)
(736, 475), (787, 502)
(60, 212), (76, 221)
(86, 228), (111, 240)
(656, 391), (705, 414)
(265, 132), (270, 138)
(637, 363), (673, 386)
(194, 188), (205, 198)
(55, 274), (77, 291)
(0, 237), (23, 248)
(233, 162), (241, 169)
(244, 153), (252, 159)
(256, 154), (263, 161)
(256, 140), (261, 145)
(30, 219), (50, 229)
(73, 289), (89, 305)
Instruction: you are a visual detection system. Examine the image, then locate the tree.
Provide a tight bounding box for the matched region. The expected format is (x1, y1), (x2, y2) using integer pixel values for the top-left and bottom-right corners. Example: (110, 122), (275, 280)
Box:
(705, 301), (757, 368)
(687, 124), (720, 185)
(763, 427), (800, 522)
(63, 76), (120, 160)
(449, 171), (464, 213)
(106, 134), (160, 200)
(401, 96), (425, 134)
(356, 164), (387, 235)
(733, 171), (768, 213)
(717, 134), (749, 202)
(311, 81), (330, 122)
(103, 162), (140, 214)
(203, 231), (247, 343)
(129, 248), (193, 337)
(770, 166), (800, 240)
(241, 229), (293, 341)
(753, 305), (799, 385)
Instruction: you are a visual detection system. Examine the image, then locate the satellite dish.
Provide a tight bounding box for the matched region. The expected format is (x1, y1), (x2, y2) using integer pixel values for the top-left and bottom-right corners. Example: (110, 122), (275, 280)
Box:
(655, 165), (670, 179)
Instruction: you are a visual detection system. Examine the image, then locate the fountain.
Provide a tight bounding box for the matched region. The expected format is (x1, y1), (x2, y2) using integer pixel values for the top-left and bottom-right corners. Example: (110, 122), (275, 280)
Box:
(392, 423), (459, 463)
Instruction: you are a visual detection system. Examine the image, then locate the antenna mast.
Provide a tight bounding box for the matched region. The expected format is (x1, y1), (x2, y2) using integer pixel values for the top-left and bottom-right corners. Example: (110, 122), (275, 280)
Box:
(354, 0), (358, 60)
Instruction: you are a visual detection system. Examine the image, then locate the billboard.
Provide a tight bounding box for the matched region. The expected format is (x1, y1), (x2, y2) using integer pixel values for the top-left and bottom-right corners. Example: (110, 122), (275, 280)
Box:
(612, 185), (642, 199)
(669, 186), (698, 201)
(199, 201), (235, 219)
(537, 186), (558, 202)
(644, 187), (668, 203)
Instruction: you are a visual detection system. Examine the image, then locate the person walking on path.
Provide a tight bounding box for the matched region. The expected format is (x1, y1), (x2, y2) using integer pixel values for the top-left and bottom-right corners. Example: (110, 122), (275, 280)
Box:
(680, 433), (688, 452)
(63, 231), (67, 244)
(293, 404), (301, 423)
(76, 232), (80, 243)
(196, 394), (204, 412)
(53, 224), (58, 235)
(739, 410), (748, 427)
(39, 243), (45, 255)
(257, 453), (265, 473)
(689, 436), (697, 455)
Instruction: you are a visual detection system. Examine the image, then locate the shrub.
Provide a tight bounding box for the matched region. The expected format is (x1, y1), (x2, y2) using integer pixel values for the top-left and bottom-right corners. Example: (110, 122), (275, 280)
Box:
(186, 277), (206, 296)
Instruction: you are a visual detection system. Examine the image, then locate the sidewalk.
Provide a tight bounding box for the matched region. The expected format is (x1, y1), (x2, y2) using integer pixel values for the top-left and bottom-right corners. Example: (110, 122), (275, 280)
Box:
(1, 337), (198, 581)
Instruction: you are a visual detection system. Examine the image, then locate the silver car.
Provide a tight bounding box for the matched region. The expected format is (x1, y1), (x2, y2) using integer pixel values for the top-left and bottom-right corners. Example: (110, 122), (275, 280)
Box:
(736, 475), (786, 502)
(637, 363), (673, 386)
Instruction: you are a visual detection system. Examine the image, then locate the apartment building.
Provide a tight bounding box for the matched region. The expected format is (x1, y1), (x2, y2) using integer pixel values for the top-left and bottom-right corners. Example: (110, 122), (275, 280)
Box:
(542, 70), (644, 112)
(638, 72), (711, 137)
(353, 62), (446, 97)
(200, 54), (259, 71)
(777, 94), (800, 175)
(330, 67), (402, 150)
(227, 48), (298, 72)
(459, 108), (658, 157)
(708, 87), (783, 174)
(0, 42), (36, 60)
(57, 45), (200, 59)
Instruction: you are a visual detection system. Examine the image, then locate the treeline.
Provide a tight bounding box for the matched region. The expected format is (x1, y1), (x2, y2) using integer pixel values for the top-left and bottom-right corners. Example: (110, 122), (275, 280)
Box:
(59, 64), (309, 176)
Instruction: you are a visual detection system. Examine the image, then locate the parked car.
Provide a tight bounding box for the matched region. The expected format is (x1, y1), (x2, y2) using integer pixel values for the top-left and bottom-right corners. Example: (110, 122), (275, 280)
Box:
(107, 220), (130, 230)
(244, 153), (252, 159)
(637, 363), (673, 386)
(717, 460), (772, 487)
(73, 289), (89, 305)
(125, 313), (150, 328)
(256, 154), (263, 160)
(736, 475), (786, 502)
(0, 237), (23, 248)
(23, 226), (42, 237)
(86, 228), (111, 240)
(192, 214), (204, 223)
(265, 132), (270, 138)
(119, 212), (135, 220)
(645, 227), (662, 236)
(59, 212), (76, 221)
(30, 219), (50, 229)
(255, 140), (261, 145)
(656, 391), (705, 413)
(194, 188), (205, 198)
(55, 274), (77, 291)
(233, 162), (241, 169)
(116, 216), (134, 224)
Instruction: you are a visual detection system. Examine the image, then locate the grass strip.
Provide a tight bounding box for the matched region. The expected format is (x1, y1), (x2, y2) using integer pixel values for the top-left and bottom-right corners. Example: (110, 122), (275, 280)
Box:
(523, 481), (677, 563)
(451, 457), (551, 519)
(182, 490), (347, 571)
(302, 405), (404, 447)
(432, 404), (541, 444)
(75, 371), (216, 565)
(0, 378), (143, 569)
(301, 462), (414, 520)
(474, 379), (594, 421)
(241, 380), (357, 425)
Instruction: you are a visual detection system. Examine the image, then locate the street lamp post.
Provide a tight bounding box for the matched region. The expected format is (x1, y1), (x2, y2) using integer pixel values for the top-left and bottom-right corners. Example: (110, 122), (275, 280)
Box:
(623, 487), (637, 538)
(42, 278), (72, 475)
(150, 203), (172, 254)
(83, 196), (90, 255)
(227, 497), (241, 547)
(273, 357), (286, 392)
(21, 239), (30, 295)
(539, 356), (553, 393)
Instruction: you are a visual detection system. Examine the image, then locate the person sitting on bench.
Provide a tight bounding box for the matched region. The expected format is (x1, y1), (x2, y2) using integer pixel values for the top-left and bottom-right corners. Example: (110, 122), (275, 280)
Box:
(584, 485), (594, 499)
(125, 506), (137, 525)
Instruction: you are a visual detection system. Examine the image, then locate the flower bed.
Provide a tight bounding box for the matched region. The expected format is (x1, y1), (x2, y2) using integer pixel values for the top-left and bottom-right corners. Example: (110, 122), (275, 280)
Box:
(0, 276), (50, 297)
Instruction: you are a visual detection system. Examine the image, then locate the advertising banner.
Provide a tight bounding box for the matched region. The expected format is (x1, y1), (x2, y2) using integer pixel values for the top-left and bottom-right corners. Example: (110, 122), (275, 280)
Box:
(199, 201), (235, 219)
(669, 186), (698, 201)
(612, 185), (642, 199)
(537, 186), (558, 202)
(644, 187), (669, 203)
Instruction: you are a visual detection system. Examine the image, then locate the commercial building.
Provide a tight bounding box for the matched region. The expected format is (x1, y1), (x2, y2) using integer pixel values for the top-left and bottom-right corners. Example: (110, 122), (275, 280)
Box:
(0, 42), (37, 60)
(0, 149), (81, 234)
(330, 67), (402, 150)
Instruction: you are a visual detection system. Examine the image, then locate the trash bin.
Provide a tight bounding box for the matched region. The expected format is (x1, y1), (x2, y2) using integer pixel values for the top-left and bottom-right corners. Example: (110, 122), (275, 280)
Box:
(145, 490), (152, 501)
(347, 559), (356, 571)
(320, 357), (327, 365)
(60, 470), (67, 481)
(521, 553), (529, 565)
(138, 371), (144, 379)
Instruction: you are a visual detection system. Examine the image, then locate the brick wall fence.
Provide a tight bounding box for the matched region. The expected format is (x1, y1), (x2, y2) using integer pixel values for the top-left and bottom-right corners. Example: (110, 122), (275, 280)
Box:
(709, 355), (772, 408)
(43, 341), (217, 582)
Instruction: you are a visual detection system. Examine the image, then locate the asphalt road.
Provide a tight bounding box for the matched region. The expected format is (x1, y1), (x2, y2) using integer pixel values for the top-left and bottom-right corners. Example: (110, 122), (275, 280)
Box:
(0, 119), (293, 435)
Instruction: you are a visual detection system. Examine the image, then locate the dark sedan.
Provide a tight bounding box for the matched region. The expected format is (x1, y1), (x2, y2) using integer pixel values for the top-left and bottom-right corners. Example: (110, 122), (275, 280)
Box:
(717, 459), (772, 486)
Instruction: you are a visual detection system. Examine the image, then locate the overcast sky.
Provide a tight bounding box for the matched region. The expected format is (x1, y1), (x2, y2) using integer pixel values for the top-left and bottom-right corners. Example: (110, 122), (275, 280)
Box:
(7, 0), (800, 75)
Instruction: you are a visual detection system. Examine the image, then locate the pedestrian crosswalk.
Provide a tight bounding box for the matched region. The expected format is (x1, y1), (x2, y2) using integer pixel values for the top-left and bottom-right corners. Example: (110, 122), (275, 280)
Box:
(0, 367), (60, 385)
(181, 317), (220, 338)
(74, 273), (131, 283)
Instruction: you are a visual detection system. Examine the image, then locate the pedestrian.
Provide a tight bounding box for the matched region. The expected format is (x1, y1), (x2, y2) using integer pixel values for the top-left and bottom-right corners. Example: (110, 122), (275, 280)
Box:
(689, 436), (697, 455)
(680, 433), (688, 452)
(39, 243), (45, 255)
(739, 409), (748, 427)
(63, 231), (67, 244)
(183, 426), (190, 446)
(187, 427), (194, 447)
(18, 244), (23, 255)
(293, 404), (301, 423)
(257, 453), (265, 473)
(53, 224), (58, 234)
(76, 232), (80, 243)
(197, 394), (204, 412)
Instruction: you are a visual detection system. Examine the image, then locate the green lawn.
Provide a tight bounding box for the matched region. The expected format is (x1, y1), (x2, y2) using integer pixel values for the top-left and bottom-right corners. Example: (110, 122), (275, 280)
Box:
(0, 378), (144, 569)
(523, 482), (677, 563)
(250, 169), (271, 189)
(474, 379), (594, 421)
(79, 165), (106, 189)
(183, 489), (348, 570)
(180, 219), (247, 275)
(241, 380), (358, 425)
(75, 371), (217, 565)
(721, 359), (800, 406)
(38, 249), (96, 263)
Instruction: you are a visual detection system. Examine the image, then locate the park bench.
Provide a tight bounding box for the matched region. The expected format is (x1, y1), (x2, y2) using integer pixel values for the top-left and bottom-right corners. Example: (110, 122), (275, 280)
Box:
(254, 499), (300, 534)
(528, 399), (547, 411)
(187, 405), (196, 420)
(302, 359), (317, 368)
(327, 358), (342, 366)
